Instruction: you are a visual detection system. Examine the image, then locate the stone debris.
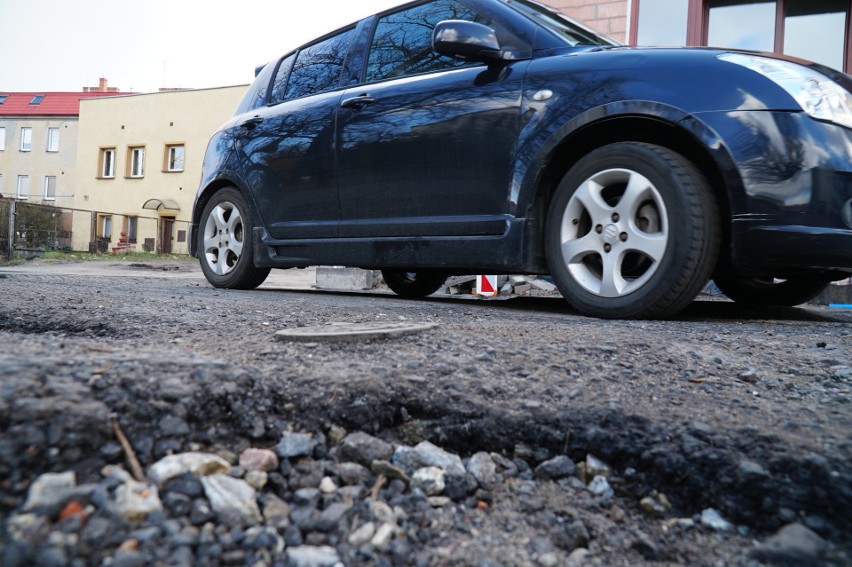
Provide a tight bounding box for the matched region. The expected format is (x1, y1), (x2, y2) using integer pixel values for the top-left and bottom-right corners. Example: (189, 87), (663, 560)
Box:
(441, 274), (559, 297)
(701, 507), (734, 531)
(275, 431), (318, 459)
(147, 452), (230, 488)
(113, 478), (163, 523)
(22, 471), (77, 512)
(749, 522), (828, 565)
(238, 447), (279, 472)
(2, 428), (847, 566)
(200, 474), (262, 526)
(411, 466), (446, 496)
(392, 440), (466, 477)
(587, 475), (615, 498)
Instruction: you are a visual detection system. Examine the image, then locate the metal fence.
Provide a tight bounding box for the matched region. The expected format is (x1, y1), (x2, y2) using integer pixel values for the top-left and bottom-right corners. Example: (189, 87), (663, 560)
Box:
(2, 198), (191, 260)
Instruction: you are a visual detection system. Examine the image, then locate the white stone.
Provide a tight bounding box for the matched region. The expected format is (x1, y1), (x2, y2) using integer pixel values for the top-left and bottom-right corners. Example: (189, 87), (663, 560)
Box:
(245, 470), (268, 491)
(411, 466), (445, 496)
(319, 476), (337, 494)
(148, 452), (230, 488)
(467, 452), (498, 489)
(392, 441), (465, 477)
(348, 521), (376, 546)
(286, 545), (342, 567)
(371, 522), (396, 549)
(201, 474), (261, 526)
(23, 471), (76, 511)
(587, 475), (614, 498)
(701, 508), (733, 531)
(113, 479), (163, 522)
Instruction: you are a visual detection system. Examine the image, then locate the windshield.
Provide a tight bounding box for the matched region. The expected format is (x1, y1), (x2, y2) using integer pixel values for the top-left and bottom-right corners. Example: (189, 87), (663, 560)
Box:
(504, 0), (618, 47)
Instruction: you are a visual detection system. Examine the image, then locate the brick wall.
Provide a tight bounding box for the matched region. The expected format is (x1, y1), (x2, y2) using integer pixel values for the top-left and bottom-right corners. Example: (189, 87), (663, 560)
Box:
(542, 0), (628, 43)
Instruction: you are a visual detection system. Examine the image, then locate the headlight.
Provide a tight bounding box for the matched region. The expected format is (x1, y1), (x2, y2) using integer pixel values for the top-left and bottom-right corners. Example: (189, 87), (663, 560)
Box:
(718, 52), (852, 130)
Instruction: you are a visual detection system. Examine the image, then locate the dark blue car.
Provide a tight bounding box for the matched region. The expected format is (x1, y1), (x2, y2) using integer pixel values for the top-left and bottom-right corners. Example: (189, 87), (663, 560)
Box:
(190, 0), (852, 319)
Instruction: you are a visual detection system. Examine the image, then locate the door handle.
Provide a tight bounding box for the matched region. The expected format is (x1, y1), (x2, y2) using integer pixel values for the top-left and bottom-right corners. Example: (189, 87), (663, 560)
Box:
(240, 116), (263, 129)
(340, 95), (375, 109)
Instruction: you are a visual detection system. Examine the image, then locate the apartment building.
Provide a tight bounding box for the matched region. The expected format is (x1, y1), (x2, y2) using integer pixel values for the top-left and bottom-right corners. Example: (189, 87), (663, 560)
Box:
(71, 85), (247, 254)
(0, 85), (130, 205)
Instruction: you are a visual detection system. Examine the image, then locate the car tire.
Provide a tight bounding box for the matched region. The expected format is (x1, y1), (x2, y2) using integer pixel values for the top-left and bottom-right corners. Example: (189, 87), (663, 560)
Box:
(382, 270), (447, 298)
(198, 187), (270, 289)
(545, 142), (720, 319)
(713, 275), (830, 306)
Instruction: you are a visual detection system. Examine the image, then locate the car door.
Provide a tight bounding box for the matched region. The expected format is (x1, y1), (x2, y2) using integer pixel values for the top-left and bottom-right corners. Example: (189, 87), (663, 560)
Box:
(336, 0), (528, 238)
(235, 28), (357, 239)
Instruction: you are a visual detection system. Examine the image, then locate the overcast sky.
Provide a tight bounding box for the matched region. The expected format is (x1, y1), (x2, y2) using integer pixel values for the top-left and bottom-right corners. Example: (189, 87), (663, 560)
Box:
(0, 0), (405, 93)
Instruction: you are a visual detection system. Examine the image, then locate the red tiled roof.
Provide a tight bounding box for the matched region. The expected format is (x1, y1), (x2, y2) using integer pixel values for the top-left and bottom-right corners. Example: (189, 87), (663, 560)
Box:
(0, 91), (135, 117)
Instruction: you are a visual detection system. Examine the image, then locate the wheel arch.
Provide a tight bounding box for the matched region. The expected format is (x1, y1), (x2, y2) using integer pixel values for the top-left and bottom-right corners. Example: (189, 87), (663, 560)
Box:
(521, 103), (742, 272)
(190, 174), (259, 257)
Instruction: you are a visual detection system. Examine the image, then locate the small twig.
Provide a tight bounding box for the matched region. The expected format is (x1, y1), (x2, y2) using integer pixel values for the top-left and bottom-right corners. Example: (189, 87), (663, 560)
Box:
(370, 474), (386, 501)
(111, 416), (145, 482)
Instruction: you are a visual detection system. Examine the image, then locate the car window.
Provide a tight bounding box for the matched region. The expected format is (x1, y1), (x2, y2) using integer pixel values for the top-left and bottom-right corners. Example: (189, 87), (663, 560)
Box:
(284, 27), (357, 100)
(269, 54), (296, 105)
(235, 60), (277, 114)
(365, 0), (487, 83)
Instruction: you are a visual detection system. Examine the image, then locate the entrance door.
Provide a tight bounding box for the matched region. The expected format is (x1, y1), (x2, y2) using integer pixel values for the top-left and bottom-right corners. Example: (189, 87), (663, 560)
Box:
(161, 217), (175, 254)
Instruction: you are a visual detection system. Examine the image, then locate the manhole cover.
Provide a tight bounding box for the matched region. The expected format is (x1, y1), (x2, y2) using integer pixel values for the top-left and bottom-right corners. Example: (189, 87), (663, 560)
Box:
(274, 322), (438, 343)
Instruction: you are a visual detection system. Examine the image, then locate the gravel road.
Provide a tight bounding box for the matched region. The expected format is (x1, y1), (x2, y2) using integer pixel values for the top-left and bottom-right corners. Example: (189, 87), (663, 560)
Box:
(0, 259), (849, 567)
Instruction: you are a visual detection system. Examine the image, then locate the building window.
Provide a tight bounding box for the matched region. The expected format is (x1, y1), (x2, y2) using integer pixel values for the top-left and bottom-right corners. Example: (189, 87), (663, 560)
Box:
(128, 146), (145, 178)
(127, 216), (138, 243)
(16, 175), (30, 199)
(708, 1), (776, 52)
(99, 215), (113, 239)
(29, 95), (45, 105)
(631, 0), (850, 73)
(0, 126), (5, 151)
(636, 0), (689, 46)
(43, 176), (57, 200)
(100, 148), (115, 178)
(46, 127), (59, 152)
(165, 144), (185, 172)
(20, 127), (32, 151)
(0, 95), (7, 104)
(783, 0), (846, 71)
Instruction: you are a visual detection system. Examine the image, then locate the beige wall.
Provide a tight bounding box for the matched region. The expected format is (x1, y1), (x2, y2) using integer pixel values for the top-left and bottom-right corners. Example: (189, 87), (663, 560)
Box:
(72, 86), (247, 253)
(543, 0), (628, 43)
(0, 117), (80, 204)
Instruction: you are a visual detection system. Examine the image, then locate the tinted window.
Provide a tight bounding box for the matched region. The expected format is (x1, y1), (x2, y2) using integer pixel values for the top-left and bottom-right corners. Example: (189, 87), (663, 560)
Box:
(235, 61), (276, 114)
(285, 28), (357, 100)
(270, 54), (296, 104)
(365, 0), (484, 83)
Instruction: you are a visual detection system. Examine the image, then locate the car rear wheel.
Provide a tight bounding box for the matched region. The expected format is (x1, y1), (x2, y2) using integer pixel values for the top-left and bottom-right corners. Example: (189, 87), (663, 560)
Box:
(382, 270), (447, 298)
(545, 142), (720, 319)
(713, 275), (830, 306)
(198, 187), (270, 289)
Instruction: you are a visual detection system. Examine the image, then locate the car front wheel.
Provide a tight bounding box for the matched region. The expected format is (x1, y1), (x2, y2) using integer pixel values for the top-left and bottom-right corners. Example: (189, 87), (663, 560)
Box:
(713, 275), (830, 306)
(545, 142), (720, 319)
(382, 270), (447, 298)
(198, 187), (270, 289)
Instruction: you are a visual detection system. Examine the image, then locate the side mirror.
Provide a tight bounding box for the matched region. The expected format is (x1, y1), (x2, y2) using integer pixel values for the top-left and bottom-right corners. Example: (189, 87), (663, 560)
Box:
(432, 20), (502, 63)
